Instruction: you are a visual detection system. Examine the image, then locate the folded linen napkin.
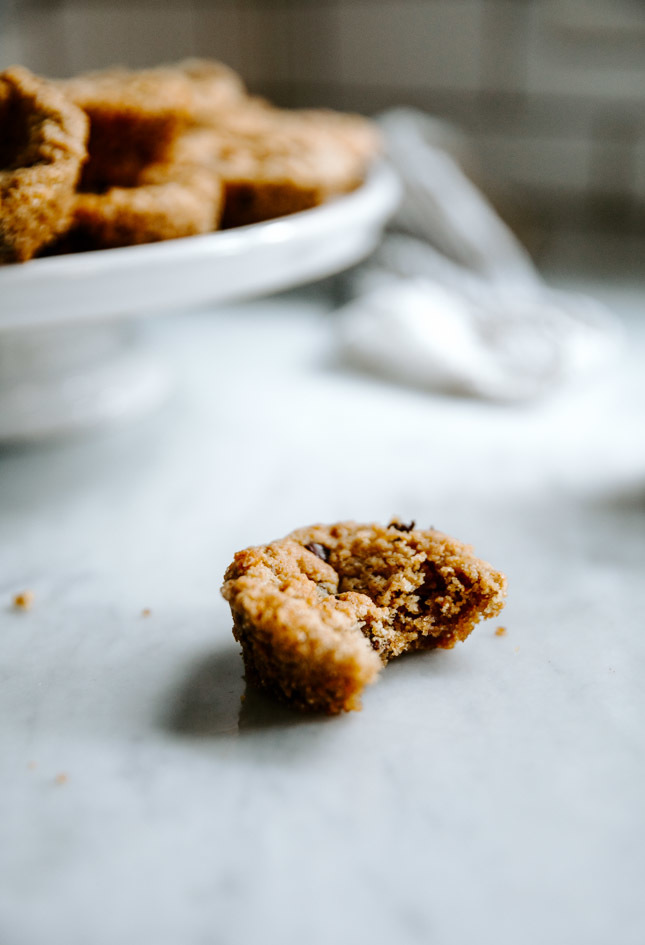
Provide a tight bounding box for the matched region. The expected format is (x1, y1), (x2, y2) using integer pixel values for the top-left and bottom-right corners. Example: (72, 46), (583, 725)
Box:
(338, 109), (621, 401)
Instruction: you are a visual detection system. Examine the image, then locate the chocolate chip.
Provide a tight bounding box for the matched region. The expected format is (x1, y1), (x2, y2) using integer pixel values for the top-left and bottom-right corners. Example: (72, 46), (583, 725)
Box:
(416, 561), (443, 601)
(389, 519), (416, 533)
(305, 542), (330, 562)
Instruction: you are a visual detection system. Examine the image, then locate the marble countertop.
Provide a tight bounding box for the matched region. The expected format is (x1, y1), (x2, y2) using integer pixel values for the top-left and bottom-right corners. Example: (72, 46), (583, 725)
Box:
(1, 240), (644, 945)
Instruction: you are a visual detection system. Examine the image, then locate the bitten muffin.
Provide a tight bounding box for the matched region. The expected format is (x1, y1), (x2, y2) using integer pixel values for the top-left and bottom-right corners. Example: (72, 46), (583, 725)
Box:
(0, 66), (87, 263)
(222, 520), (507, 714)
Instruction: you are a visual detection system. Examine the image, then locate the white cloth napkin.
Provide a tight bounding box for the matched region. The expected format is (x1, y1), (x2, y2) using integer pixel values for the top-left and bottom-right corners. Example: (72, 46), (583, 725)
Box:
(338, 109), (622, 401)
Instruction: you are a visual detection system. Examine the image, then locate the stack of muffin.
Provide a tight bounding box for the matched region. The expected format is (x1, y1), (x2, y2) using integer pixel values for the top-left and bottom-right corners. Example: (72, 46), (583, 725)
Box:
(0, 60), (380, 263)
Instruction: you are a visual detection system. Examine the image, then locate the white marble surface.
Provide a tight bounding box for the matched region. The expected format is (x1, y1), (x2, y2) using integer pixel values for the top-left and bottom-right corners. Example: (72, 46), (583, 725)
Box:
(1, 245), (645, 945)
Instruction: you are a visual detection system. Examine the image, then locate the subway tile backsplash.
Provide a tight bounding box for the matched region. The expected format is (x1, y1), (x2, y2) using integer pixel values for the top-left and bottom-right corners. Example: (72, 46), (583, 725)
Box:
(60, 3), (198, 75)
(2, 0), (645, 230)
(334, 2), (485, 92)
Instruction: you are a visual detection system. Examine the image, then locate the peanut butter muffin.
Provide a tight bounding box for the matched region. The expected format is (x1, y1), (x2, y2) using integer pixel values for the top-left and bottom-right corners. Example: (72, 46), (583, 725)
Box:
(222, 521), (507, 714)
(0, 66), (87, 262)
(57, 59), (245, 190)
(69, 163), (223, 250)
(167, 100), (380, 227)
(57, 69), (194, 190)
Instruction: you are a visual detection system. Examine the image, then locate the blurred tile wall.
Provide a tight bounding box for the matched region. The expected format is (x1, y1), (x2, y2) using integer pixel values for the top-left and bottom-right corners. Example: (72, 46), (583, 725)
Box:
(3, 0), (645, 232)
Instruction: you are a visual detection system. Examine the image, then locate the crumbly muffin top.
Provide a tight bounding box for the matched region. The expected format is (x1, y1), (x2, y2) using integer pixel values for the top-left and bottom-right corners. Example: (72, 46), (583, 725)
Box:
(167, 101), (379, 192)
(224, 520), (507, 662)
(57, 58), (244, 123)
(0, 65), (87, 172)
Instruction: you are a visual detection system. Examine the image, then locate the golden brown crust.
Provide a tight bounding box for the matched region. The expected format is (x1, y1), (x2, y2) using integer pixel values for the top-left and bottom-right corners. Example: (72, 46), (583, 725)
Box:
(57, 59), (245, 190)
(167, 102), (381, 227)
(145, 58), (246, 123)
(0, 66), (88, 262)
(222, 521), (507, 714)
(222, 539), (382, 715)
(58, 71), (188, 189)
(69, 164), (223, 250)
(54, 61), (239, 248)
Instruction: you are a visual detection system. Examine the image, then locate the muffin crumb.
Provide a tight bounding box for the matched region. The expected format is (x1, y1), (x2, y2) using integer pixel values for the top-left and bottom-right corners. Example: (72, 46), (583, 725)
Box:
(13, 590), (34, 610)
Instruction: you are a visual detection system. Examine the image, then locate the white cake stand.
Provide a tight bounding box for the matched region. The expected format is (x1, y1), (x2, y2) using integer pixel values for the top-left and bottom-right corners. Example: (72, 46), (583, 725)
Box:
(0, 162), (400, 442)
